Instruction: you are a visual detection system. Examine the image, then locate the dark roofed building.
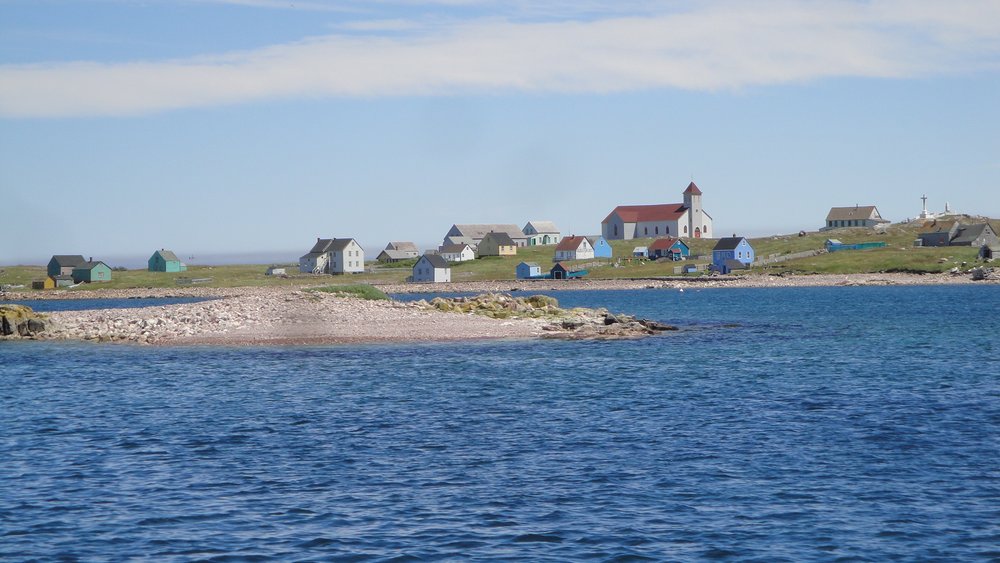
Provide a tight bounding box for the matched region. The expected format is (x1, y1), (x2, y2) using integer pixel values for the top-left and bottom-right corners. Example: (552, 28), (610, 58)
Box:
(47, 255), (86, 278)
(822, 206), (890, 231)
(950, 223), (998, 247)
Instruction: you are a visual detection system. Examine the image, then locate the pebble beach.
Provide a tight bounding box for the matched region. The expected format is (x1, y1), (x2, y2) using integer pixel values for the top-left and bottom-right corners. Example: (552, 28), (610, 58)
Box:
(4, 271), (996, 345)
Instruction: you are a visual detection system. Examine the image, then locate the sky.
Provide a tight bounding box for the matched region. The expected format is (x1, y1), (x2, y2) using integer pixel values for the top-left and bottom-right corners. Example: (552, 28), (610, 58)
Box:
(2, 0), (999, 266)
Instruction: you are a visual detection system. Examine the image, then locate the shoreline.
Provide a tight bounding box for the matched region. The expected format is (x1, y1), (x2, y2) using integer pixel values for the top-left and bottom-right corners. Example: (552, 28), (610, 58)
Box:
(3, 273), (996, 346)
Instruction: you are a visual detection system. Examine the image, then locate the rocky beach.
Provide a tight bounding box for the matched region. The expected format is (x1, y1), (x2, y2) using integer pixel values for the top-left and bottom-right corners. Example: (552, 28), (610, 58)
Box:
(2, 271), (995, 345)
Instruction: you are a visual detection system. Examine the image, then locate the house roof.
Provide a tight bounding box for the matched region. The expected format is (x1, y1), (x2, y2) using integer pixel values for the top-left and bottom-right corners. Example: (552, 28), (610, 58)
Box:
(633, 246), (648, 253)
(555, 235), (589, 251)
(918, 220), (957, 234)
(153, 249), (180, 261)
(713, 237), (747, 251)
(329, 238), (358, 251)
(73, 261), (107, 271)
(518, 261), (540, 268)
(585, 235), (606, 244)
(420, 254), (450, 269)
(439, 243), (472, 254)
(523, 221), (560, 234)
(952, 223), (993, 244)
(603, 203), (687, 224)
(386, 241), (418, 252)
(551, 262), (569, 271)
(452, 224), (525, 240)
(648, 237), (681, 251)
(683, 182), (702, 195)
(51, 255), (86, 267)
(482, 231), (516, 246)
(309, 238), (359, 252)
(378, 250), (411, 260)
(825, 206), (882, 221)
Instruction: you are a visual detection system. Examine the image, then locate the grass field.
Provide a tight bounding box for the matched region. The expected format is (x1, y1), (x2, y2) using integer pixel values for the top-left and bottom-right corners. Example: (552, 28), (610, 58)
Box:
(3, 218), (995, 292)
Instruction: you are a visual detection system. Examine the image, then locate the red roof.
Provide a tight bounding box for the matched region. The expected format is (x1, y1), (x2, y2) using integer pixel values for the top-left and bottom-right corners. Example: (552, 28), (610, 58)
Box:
(683, 182), (702, 195)
(555, 235), (589, 251)
(648, 237), (680, 251)
(603, 203), (687, 224)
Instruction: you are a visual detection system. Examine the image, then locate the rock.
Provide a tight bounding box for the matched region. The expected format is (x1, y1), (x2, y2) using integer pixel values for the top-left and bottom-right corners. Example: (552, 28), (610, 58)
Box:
(604, 313), (620, 325)
(638, 319), (678, 331)
(0, 304), (46, 338)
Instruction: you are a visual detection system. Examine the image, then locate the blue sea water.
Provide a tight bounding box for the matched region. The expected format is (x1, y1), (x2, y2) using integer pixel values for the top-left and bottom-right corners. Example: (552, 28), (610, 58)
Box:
(2, 286), (999, 561)
(11, 297), (211, 313)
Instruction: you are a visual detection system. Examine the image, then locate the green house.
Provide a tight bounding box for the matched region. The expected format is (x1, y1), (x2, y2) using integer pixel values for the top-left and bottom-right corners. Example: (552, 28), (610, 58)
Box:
(148, 249), (187, 272)
(72, 261), (112, 283)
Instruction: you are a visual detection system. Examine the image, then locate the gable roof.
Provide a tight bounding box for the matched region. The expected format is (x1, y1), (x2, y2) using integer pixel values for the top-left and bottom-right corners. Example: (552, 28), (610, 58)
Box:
(329, 238), (359, 251)
(604, 203), (687, 224)
(481, 231), (516, 246)
(555, 235), (590, 251)
(648, 237), (681, 251)
(713, 237), (747, 251)
(51, 255), (86, 267)
(585, 235), (606, 245)
(451, 224), (524, 240)
(952, 223), (993, 244)
(523, 221), (559, 234)
(551, 262), (569, 272)
(683, 182), (702, 195)
(153, 249), (180, 262)
(825, 206), (882, 221)
(386, 241), (418, 252)
(73, 261), (108, 271)
(378, 249), (412, 260)
(309, 238), (360, 253)
(420, 254), (450, 269)
(439, 243), (472, 254)
(518, 261), (540, 268)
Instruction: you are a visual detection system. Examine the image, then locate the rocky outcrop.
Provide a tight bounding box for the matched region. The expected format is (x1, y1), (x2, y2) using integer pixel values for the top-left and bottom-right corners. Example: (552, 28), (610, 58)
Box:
(971, 267), (997, 281)
(0, 304), (47, 338)
(413, 293), (677, 340)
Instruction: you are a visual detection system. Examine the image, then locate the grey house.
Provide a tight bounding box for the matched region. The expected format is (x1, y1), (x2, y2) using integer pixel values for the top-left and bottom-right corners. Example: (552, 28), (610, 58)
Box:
(47, 255), (87, 278)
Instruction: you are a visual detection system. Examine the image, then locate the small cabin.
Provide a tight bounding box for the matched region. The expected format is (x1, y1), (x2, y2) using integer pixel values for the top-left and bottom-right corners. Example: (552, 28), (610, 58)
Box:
(516, 261), (542, 279)
(632, 246), (649, 258)
(648, 237), (690, 261)
(71, 261), (112, 283)
(550, 262), (588, 280)
(148, 249), (187, 272)
(265, 266), (286, 276)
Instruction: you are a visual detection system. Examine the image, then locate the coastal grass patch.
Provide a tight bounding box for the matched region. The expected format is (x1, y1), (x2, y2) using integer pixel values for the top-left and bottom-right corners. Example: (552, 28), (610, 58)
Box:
(308, 284), (390, 301)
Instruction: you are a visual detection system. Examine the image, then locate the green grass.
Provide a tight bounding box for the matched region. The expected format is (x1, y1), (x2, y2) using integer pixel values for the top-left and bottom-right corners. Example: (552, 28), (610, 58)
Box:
(308, 284), (390, 300)
(3, 217), (995, 292)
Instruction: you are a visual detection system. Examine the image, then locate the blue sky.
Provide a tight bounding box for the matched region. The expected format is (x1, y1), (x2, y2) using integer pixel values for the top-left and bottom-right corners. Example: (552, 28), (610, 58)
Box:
(2, 0), (999, 266)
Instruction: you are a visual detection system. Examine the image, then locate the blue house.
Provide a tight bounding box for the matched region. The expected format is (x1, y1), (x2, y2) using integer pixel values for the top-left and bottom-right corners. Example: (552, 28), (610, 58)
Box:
(148, 249), (187, 272)
(648, 237), (690, 260)
(586, 236), (613, 258)
(516, 261), (542, 279)
(712, 237), (755, 274)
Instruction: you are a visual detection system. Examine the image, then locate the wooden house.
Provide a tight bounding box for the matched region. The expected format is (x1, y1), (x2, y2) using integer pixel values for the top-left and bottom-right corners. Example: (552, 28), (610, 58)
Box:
(550, 262), (588, 280)
(444, 224), (527, 247)
(384, 241), (420, 258)
(632, 246), (649, 258)
(917, 220), (959, 247)
(411, 254), (451, 283)
(148, 249), (187, 272)
(951, 223), (998, 247)
(516, 261), (542, 279)
(439, 243), (475, 262)
(586, 235), (613, 258)
(712, 237), (755, 274)
(71, 260), (112, 283)
(822, 205), (890, 230)
(980, 243), (1000, 260)
(299, 238), (365, 274)
(377, 250), (412, 263)
(477, 232), (517, 257)
(648, 237), (690, 260)
(47, 255), (86, 278)
(554, 236), (595, 262)
(522, 221), (561, 246)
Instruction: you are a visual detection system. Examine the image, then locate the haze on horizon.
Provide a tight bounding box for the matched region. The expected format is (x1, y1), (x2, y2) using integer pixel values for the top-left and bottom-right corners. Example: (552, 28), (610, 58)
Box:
(2, 0), (999, 266)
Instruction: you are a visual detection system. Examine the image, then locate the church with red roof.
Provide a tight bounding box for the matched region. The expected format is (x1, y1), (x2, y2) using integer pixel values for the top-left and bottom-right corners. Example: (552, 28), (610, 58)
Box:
(601, 182), (713, 240)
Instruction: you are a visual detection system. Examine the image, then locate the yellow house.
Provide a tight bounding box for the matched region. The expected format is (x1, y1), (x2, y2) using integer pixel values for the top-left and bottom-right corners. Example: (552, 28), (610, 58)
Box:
(477, 232), (518, 257)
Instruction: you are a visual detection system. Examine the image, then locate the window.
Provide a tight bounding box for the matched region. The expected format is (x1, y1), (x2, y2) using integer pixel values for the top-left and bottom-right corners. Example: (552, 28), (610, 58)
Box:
(684, 225), (688, 234)
(614, 224), (618, 237)
(655, 226), (659, 235)
(644, 227), (648, 235)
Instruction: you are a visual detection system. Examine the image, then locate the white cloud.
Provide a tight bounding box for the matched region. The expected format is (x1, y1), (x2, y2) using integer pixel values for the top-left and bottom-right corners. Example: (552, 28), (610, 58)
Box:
(2, 0), (999, 118)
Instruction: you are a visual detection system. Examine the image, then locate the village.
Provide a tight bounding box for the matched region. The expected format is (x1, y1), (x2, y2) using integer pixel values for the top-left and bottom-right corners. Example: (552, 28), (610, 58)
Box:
(16, 183), (1000, 290)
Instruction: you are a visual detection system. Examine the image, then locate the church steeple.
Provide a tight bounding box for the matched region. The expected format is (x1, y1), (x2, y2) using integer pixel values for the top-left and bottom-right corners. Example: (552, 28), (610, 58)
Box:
(683, 182), (706, 238)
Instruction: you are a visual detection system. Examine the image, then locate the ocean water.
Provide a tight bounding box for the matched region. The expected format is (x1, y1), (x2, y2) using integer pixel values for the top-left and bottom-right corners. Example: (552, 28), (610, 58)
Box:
(2, 286), (999, 561)
(12, 297), (212, 313)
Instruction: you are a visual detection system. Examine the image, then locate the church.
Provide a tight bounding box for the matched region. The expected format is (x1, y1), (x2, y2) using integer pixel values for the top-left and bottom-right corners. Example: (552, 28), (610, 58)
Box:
(601, 182), (713, 240)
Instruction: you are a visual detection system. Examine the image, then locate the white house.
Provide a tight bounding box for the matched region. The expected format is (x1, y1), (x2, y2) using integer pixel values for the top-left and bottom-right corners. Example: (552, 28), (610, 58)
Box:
(554, 235), (595, 261)
(439, 243), (475, 262)
(411, 254), (451, 283)
(522, 221), (561, 246)
(821, 206), (890, 230)
(602, 182), (713, 240)
(299, 238), (365, 274)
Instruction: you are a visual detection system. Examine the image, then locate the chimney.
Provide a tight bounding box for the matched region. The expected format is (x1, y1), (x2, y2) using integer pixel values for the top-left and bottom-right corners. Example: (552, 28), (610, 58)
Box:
(89, 256), (93, 262)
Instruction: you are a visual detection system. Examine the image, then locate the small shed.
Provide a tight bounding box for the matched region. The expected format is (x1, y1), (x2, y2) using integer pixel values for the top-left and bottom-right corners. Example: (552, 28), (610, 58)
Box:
(412, 254), (451, 283)
(32, 279), (52, 290)
(516, 261), (542, 279)
(981, 243), (1000, 260)
(632, 246), (649, 258)
(265, 266), (286, 276)
(53, 275), (74, 288)
(148, 249), (187, 272)
(550, 263), (588, 280)
(71, 261), (112, 283)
